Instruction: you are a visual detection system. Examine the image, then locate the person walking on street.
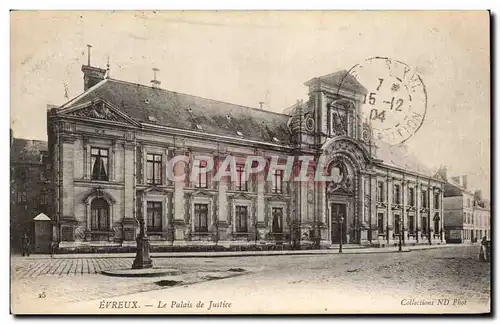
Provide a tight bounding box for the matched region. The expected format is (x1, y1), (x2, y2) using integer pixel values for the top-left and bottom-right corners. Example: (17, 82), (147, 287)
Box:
(50, 241), (57, 257)
(22, 233), (31, 257)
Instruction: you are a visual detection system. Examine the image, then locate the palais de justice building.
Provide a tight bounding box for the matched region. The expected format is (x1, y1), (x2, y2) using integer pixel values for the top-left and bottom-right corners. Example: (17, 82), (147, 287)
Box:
(47, 59), (446, 251)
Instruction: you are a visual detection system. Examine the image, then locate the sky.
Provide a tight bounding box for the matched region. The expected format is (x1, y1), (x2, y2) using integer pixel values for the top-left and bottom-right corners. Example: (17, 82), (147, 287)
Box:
(10, 11), (490, 198)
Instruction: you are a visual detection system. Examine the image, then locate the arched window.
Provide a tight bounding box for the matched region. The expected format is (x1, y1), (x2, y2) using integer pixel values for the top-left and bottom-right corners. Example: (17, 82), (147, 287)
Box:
(433, 213), (440, 234)
(91, 198), (109, 230)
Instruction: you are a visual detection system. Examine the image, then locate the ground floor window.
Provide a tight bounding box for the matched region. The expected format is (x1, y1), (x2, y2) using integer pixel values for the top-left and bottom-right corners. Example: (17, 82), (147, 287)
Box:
(235, 206), (248, 232)
(394, 215), (401, 235)
(91, 198), (109, 231)
(408, 215), (415, 234)
(272, 207), (283, 233)
(422, 216), (428, 234)
(377, 213), (384, 233)
(433, 213), (440, 235)
(147, 201), (162, 232)
(194, 203), (209, 232)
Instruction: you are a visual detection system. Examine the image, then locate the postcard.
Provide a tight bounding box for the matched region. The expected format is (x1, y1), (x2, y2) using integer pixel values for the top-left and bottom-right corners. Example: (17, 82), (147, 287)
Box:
(10, 10), (491, 314)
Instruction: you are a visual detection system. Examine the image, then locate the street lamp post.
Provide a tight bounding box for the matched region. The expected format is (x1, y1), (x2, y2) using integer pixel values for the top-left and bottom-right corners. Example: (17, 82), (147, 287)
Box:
(398, 221), (403, 252)
(339, 215), (344, 254)
(132, 212), (152, 269)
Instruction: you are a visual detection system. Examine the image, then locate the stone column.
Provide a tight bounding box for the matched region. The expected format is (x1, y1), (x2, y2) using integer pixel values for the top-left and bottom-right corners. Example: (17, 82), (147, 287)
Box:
(122, 140), (137, 243)
(173, 149), (187, 223)
(428, 182), (432, 245)
(415, 180), (420, 243)
(370, 174), (377, 242)
(60, 133), (77, 242)
(440, 185), (445, 243)
(386, 175), (393, 244)
(256, 165), (266, 224)
(217, 154), (229, 223)
(402, 179), (407, 245)
(110, 140), (116, 182)
(359, 173), (369, 244)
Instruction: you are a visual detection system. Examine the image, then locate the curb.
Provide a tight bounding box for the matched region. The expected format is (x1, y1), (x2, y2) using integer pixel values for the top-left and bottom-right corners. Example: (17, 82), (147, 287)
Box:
(15, 244), (456, 260)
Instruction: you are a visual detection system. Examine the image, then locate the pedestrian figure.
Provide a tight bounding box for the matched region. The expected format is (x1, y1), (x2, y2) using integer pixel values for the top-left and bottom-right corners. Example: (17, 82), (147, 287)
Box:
(479, 236), (488, 261)
(22, 233), (31, 257)
(50, 241), (58, 257)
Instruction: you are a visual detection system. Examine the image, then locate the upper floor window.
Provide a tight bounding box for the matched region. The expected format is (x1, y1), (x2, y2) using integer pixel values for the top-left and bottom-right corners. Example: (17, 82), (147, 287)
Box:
(271, 169), (284, 194)
(434, 192), (440, 209)
(40, 190), (48, 205)
(17, 191), (27, 203)
(421, 189), (428, 208)
(235, 164), (248, 191)
(146, 153), (162, 185)
(195, 160), (208, 188)
(467, 198), (471, 208)
(393, 184), (401, 204)
(408, 187), (415, 206)
(377, 181), (385, 203)
(91, 147), (109, 181)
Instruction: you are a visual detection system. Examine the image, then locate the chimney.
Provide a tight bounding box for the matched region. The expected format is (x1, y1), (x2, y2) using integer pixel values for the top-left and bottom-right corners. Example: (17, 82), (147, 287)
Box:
(259, 102), (264, 110)
(438, 166), (448, 180)
(81, 45), (106, 91)
(151, 68), (161, 88)
(462, 175), (468, 189)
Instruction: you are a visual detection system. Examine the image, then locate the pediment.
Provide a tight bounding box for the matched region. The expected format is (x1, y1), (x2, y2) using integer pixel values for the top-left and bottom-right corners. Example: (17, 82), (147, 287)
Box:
(83, 187), (116, 205)
(57, 98), (140, 127)
(266, 195), (290, 202)
(139, 186), (169, 195)
(189, 190), (214, 197)
(230, 192), (253, 201)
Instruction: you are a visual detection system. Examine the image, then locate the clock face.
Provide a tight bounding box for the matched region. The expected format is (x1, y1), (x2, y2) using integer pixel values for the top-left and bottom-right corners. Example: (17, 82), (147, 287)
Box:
(342, 57), (427, 145)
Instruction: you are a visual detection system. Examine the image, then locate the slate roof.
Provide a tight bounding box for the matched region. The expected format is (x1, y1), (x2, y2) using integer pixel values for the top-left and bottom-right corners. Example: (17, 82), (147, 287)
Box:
(59, 76), (436, 179)
(374, 140), (441, 179)
(11, 138), (48, 164)
(62, 79), (292, 145)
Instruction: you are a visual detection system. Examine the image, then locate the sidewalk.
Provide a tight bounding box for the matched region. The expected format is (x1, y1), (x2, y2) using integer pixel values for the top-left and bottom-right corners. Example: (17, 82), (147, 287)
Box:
(14, 243), (458, 260)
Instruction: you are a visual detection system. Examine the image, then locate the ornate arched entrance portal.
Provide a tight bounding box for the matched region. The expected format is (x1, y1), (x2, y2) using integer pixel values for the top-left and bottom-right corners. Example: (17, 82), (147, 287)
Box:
(321, 136), (373, 244)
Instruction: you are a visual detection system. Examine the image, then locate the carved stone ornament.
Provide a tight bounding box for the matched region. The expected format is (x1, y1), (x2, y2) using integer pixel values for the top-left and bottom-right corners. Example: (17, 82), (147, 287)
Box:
(304, 114), (315, 133)
(361, 122), (372, 143)
(324, 139), (368, 171)
(74, 226), (86, 240)
(326, 157), (354, 194)
(330, 110), (348, 136)
(71, 101), (127, 123)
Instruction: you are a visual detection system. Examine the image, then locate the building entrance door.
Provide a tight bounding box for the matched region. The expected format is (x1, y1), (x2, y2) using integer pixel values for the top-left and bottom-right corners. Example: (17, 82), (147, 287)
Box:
(331, 203), (347, 244)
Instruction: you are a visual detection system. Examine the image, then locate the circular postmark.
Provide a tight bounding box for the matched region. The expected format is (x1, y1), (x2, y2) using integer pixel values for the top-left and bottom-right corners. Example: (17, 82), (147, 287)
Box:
(337, 57), (427, 145)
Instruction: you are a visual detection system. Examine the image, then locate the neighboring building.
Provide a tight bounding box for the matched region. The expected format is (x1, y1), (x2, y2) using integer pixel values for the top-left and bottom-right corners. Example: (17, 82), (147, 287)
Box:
(10, 132), (51, 251)
(442, 171), (490, 243)
(473, 190), (491, 241)
(46, 56), (446, 252)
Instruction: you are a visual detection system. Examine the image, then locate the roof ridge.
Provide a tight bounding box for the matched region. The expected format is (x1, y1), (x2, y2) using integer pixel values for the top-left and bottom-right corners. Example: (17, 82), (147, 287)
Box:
(106, 78), (290, 118)
(13, 137), (48, 143)
(59, 78), (109, 109)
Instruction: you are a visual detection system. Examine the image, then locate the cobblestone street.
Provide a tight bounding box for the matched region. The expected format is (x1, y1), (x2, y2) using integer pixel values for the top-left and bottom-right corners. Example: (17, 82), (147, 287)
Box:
(11, 245), (490, 314)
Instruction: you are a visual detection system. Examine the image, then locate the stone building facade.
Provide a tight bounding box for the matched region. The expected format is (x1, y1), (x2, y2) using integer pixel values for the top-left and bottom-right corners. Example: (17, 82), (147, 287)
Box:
(442, 174), (490, 243)
(47, 60), (446, 252)
(10, 131), (51, 251)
